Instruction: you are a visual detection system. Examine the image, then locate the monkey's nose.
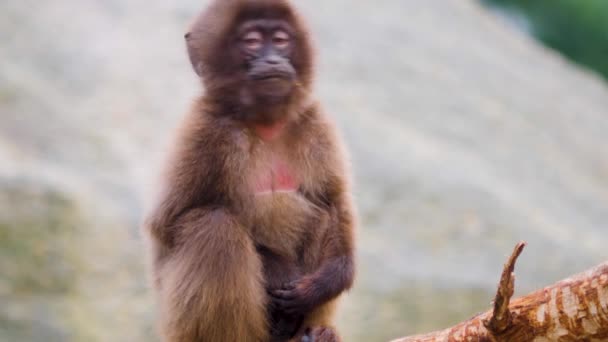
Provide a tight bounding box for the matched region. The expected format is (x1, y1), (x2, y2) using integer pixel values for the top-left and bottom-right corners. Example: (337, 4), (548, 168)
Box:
(265, 55), (283, 65)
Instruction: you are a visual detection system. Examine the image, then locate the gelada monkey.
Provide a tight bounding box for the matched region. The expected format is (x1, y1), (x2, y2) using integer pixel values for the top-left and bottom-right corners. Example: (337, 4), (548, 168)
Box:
(143, 0), (356, 341)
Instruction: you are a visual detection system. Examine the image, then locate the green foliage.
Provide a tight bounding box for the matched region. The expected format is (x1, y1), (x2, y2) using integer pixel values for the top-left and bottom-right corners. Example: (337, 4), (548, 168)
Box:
(483, 0), (608, 80)
(0, 183), (83, 341)
(0, 187), (81, 294)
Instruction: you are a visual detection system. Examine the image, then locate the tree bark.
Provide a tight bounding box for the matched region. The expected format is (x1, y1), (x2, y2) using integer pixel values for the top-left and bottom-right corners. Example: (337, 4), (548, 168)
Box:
(390, 242), (608, 342)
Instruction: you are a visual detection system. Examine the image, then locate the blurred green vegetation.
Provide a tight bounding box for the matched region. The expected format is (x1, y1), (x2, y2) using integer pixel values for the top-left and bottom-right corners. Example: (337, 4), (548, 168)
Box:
(483, 0), (608, 80)
(0, 183), (83, 341)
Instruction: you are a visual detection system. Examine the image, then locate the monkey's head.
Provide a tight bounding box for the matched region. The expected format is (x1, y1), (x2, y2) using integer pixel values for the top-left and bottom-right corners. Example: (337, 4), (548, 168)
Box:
(186, 0), (314, 124)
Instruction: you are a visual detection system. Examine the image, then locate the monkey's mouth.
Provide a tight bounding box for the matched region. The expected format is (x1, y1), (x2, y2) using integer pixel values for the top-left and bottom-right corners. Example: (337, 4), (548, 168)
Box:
(249, 70), (296, 100)
(250, 72), (294, 82)
(256, 75), (283, 81)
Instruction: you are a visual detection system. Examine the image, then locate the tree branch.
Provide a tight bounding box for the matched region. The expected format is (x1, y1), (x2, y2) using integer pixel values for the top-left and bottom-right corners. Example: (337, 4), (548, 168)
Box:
(390, 242), (608, 342)
(483, 242), (526, 335)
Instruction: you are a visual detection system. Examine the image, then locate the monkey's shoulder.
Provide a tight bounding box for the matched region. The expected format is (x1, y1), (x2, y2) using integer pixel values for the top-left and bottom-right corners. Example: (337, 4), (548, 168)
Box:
(175, 110), (251, 155)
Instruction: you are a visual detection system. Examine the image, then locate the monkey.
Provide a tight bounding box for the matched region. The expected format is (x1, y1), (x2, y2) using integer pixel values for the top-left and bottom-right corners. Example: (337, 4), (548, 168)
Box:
(143, 1), (356, 341)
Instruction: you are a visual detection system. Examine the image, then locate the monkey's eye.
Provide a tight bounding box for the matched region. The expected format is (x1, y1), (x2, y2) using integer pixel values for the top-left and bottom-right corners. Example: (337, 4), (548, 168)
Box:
(242, 31), (263, 51)
(272, 31), (290, 49)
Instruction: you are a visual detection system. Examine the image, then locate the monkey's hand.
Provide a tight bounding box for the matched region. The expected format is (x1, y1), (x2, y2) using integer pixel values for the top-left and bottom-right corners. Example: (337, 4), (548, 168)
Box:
(268, 280), (316, 316)
(269, 255), (354, 316)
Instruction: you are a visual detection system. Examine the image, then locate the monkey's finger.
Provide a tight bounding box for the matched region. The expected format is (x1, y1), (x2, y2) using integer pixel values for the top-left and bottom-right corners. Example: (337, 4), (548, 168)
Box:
(281, 282), (297, 290)
(272, 299), (300, 314)
(266, 288), (297, 298)
(271, 289), (298, 299)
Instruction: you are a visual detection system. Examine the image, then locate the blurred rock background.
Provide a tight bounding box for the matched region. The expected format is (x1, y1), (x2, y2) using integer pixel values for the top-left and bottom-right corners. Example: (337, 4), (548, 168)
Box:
(1, 0), (606, 341)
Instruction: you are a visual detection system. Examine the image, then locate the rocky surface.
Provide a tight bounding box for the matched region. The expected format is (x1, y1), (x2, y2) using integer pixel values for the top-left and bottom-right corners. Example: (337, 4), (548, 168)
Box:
(1, 0), (607, 341)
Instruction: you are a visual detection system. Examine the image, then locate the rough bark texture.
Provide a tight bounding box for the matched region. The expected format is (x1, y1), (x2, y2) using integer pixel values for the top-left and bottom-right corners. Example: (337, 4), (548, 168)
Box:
(391, 243), (608, 342)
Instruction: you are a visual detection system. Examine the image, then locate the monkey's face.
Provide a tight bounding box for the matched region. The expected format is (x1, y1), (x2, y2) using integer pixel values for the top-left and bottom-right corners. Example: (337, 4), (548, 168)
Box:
(236, 19), (298, 103)
(186, 1), (314, 122)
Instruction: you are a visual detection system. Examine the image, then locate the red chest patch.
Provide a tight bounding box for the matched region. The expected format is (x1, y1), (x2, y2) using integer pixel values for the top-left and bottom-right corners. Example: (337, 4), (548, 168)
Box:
(254, 157), (299, 194)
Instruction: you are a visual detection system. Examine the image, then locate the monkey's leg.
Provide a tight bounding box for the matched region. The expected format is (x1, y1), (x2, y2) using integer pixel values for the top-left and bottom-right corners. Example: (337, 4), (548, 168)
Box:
(158, 209), (268, 342)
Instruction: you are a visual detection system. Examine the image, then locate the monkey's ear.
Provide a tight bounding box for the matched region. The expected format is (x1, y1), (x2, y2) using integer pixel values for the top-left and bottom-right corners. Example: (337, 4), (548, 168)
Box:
(184, 32), (205, 78)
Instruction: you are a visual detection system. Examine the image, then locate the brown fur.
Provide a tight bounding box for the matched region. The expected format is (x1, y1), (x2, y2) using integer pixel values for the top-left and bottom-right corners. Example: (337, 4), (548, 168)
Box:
(143, 1), (355, 341)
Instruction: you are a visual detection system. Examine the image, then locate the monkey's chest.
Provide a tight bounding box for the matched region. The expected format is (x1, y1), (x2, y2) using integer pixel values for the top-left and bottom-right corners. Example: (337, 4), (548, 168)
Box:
(248, 155), (314, 259)
(251, 157), (299, 194)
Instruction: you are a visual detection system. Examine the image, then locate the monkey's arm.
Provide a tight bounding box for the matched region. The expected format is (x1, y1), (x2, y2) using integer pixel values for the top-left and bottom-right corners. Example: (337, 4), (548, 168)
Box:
(144, 116), (225, 247)
(270, 188), (356, 315)
(143, 115), (270, 340)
